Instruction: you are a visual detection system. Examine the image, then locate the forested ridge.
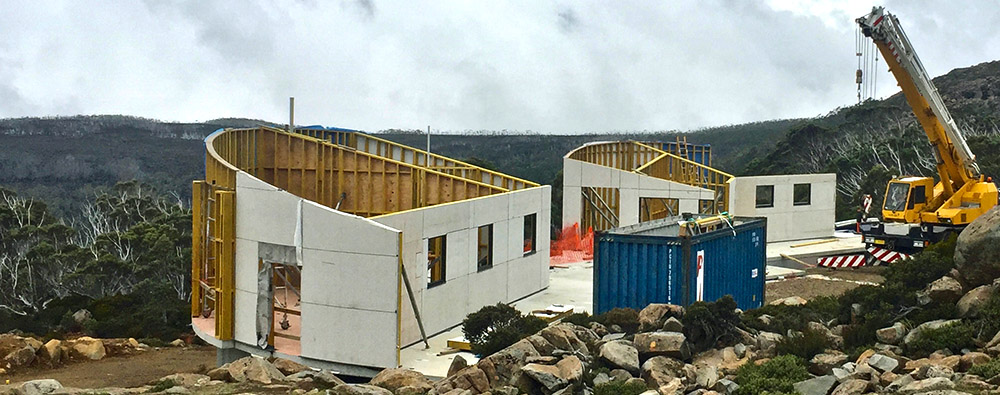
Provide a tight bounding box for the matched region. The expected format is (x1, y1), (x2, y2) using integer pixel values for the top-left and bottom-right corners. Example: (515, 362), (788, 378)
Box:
(2, 60), (999, 339)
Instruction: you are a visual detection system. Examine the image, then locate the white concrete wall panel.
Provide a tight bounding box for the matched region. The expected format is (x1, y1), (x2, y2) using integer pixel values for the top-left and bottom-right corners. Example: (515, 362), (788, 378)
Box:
(563, 158), (582, 188)
(727, 174), (837, 242)
(233, 289), (256, 346)
(234, 239), (258, 294)
(468, 264), (509, 309)
(300, 303), (398, 368)
(507, 256), (542, 300)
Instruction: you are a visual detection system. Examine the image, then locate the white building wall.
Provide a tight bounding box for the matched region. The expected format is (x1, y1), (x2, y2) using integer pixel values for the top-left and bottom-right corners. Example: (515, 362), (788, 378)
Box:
(233, 172), (402, 369)
(727, 173), (837, 242)
(374, 186), (551, 347)
(562, 157), (715, 229)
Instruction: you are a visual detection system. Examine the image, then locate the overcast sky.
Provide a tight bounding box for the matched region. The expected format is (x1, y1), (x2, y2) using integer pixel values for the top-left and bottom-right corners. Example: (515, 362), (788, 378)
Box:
(1, 1), (998, 133)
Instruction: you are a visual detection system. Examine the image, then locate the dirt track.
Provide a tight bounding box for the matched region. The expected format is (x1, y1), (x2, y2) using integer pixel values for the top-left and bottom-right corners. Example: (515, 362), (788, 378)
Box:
(5, 346), (215, 389)
(765, 266), (885, 303)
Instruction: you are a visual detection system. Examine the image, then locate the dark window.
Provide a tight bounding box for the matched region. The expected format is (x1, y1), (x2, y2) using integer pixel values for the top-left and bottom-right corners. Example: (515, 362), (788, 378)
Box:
(793, 183), (811, 206)
(477, 225), (493, 271)
(427, 235), (446, 288)
(755, 185), (774, 208)
(908, 185), (927, 209)
(523, 214), (537, 255)
(884, 182), (908, 212)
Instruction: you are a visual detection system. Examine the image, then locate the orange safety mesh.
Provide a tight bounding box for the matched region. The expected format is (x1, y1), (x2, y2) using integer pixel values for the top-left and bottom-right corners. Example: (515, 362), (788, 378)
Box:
(549, 223), (594, 266)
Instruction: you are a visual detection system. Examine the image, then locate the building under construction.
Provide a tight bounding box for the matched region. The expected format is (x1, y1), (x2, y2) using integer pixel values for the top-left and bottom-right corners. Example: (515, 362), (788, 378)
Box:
(191, 126), (551, 376)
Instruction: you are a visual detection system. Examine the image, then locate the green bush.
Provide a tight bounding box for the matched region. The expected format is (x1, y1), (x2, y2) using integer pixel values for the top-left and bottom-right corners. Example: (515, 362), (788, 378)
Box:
(733, 354), (809, 395)
(775, 328), (831, 360)
(563, 312), (595, 327)
(146, 379), (177, 393)
(462, 303), (547, 356)
(683, 295), (742, 352)
(743, 296), (839, 334)
(595, 308), (640, 334)
(968, 359), (1000, 379)
(968, 288), (1000, 341)
(593, 380), (647, 395)
(904, 321), (976, 358)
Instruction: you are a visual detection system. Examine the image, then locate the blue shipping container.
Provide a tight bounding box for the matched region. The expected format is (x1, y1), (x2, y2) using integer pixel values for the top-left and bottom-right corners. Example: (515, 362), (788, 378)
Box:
(594, 216), (766, 313)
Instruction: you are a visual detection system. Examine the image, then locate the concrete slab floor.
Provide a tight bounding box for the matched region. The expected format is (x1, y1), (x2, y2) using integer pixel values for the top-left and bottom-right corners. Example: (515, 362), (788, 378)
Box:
(767, 232), (864, 269)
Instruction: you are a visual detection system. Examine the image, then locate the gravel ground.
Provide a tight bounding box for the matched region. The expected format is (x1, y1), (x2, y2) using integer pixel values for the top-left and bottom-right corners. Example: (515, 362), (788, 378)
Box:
(765, 266), (886, 303)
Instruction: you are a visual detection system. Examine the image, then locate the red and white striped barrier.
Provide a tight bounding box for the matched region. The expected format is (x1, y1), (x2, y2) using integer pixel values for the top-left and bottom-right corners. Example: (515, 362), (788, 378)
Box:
(867, 246), (911, 264)
(818, 254), (867, 268)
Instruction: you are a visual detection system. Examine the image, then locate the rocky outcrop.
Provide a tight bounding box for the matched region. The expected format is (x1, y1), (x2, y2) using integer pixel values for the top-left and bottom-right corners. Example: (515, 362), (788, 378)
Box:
(954, 205), (1000, 287)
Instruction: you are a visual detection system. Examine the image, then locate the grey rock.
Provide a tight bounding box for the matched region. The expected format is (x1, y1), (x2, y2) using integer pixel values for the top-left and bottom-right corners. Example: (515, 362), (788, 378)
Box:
(592, 372), (610, 386)
(447, 355), (468, 377)
(958, 284), (997, 317)
(954, 205), (1000, 287)
(521, 363), (568, 391)
(601, 333), (625, 342)
(714, 378), (739, 394)
(867, 353), (899, 373)
(164, 386), (190, 394)
(733, 343), (746, 359)
(916, 276), (963, 305)
(695, 365), (718, 388)
(885, 373), (915, 392)
(793, 375), (837, 395)
(599, 340), (639, 375)
(72, 309), (91, 324)
(610, 368), (634, 382)
(755, 332), (783, 358)
(633, 331), (691, 360)
(329, 384), (393, 395)
(830, 379), (869, 395)
(810, 352), (848, 376)
(641, 355), (684, 388)
(898, 377), (955, 394)
(661, 317), (684, 333)
(15, 379), (63, 395)
(638, 304), (684, 332)
(876, 322), (908, 345)
(903, 319), (962, 346)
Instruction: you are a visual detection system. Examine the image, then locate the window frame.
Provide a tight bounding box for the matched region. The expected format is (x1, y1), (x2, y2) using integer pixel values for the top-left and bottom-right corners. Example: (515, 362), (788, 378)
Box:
(793, 183), (811, 206)
(477, 224), (493, 271)
(523, 214), (537, 256)
(755, 185), (775, 208)
(427, 235), (447, 288)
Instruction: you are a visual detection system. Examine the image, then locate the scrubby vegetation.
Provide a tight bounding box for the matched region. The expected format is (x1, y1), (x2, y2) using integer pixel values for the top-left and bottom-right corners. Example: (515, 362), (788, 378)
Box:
(593, 380), (647, 395)
(969, 359), (1000, 380)
(733, 355), (809, 395)
(0, 181), (191, 340)
(682, 295), (742, 352)
(462, 303), (547, 356)
(904, 321), (977, 358)
(775, 328), (831, 360)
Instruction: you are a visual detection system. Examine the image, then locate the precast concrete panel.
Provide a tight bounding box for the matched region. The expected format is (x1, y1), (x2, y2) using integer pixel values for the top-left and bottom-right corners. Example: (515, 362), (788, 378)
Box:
(507, 256), (542, 300)
(444, 229), (471, 282)
(472, 194), (509, 227)
(420, 275), (470, 333)
(468, 263), (509, 310)
(563, 158), (583, 188)
(300, 303), (398, 368)
(234, 289), (257, 346)
(300, 249), (399, 312)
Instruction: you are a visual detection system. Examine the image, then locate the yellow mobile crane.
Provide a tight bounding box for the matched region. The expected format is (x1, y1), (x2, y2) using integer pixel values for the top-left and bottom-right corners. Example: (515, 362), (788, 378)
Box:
(856, 7), (998, 260)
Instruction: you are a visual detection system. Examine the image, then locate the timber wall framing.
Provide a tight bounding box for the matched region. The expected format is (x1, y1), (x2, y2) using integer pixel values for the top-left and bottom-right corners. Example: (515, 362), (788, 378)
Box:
(192, 127), (548, 376)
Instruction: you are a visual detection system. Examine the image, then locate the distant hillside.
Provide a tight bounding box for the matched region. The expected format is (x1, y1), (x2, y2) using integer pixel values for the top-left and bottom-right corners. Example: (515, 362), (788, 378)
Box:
(2, 61), (998, 222)
(743, 61), (1000, 219)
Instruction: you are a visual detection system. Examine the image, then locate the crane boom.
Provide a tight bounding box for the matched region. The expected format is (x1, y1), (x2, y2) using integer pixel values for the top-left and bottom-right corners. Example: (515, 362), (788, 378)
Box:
(858, 7), (980, 190)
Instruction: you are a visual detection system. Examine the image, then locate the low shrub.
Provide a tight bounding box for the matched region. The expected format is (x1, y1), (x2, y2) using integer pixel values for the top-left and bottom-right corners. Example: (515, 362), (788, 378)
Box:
(562, 312), (595, 327)
(968, 359), (1000, 380)
(968, 288), (1000, 341)
(904, 321), (976, 358)
(462, 303), (547, 356)
(595, 308), (639, 334)
(743, 296), (839, 334)
(683, 295), (742, 352)
(775, 328), (831, 360)
(733, 354), (809, 395)
(146, 379), (178, 393)
(593, 380), (647, 395)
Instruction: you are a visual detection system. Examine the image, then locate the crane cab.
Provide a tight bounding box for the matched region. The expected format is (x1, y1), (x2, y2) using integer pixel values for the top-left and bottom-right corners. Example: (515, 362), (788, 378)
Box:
(882, 177), (934, 224)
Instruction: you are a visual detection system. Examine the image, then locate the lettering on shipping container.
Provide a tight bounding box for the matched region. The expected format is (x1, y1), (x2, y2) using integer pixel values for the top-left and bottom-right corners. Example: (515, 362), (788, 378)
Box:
(696, 250), (705, 302)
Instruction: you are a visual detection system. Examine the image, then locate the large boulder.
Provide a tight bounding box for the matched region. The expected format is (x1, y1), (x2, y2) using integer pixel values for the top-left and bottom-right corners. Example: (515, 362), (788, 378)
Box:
(15, 379), (63, 395)
(633, 331), (691, 360)
(755, 332), (784, 358)
(66, 336), (106, 361)
(330, 384), (393, 395)
(876, 322), (908, 345)
(434, 366), (490, 394)
(957, 284), (997, 318)
(638, 304), (684, 332)
(916, 276), (963, 305)
(954, 206), (1000, 287)
(537, 324), (589, 355)
(447, 355), (468, 377)
(809, 352), (848, 376)
(599, 340), (639, 374)
(370, 368), (432, 393)
(271, 358), (311, 375)
(867, 353), (899, 373)
(640, 356), (684, 388)
(793, 375), (837, 395)
(476, 338), (539, 387)
(898, 377), (955, 394)
(830, 378), (869, 395)
(38, 339), (62, 365)
(769, 296), (807, 306)
(903, 319), (962, 346)
(4, 345), (36, 367)
(520, 363), (567, 392)
(225, 356), (286, 384)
